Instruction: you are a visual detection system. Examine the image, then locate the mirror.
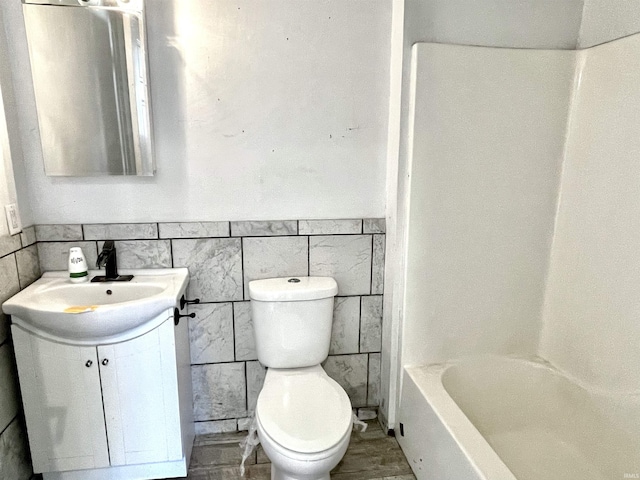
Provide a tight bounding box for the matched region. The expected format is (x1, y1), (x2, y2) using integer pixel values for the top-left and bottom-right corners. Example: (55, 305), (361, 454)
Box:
(23, 0), (154, 176)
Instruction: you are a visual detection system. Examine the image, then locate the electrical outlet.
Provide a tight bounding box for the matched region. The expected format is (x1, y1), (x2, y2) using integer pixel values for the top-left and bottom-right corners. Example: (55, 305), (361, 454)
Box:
(5, 203), (22, 235)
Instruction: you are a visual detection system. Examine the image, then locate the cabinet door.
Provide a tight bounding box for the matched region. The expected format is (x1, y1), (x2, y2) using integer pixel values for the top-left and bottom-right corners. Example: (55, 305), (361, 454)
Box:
(99, 318), (182, 466)
(11, 326), (109, 473)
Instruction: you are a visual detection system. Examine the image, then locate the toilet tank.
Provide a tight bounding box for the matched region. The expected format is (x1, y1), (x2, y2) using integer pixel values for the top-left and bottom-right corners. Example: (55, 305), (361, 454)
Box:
(249, 277), (338, 369)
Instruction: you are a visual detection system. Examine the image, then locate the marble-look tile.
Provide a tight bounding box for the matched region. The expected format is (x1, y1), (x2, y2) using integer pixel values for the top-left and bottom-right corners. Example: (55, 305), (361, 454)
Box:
(159, 222), (230, 239)
(191, 363), (246, 421)
(368, 353), (381, 406)
(360, 296), (382, 353)
(195, 419), (237, 436)
(330, 296), (360, 355)
(323, 354), (368, 407)
(35, 224), (83, 241)
(363, 218), (386, 234)
(37, 241), (98, 272)
(299, 219), (362, 235)
(97, 240), (171, 269)
(189, 303), (234, 364)
(230, 220), (297, 237)
(19, 226), (36, 248)
(242, 236), (308, 298)
(0, 418), (32, 480)
(237, 417), (253, 431)
(0, 255), (20, 345)
(84, 223), (158, 240)
(0, 234), (21, 258)
(173, 238), (243, 302)
(15, 245), (40, 290)
(246, 361), (266, 413)
(309, 235), (372, 295)
(0, 344), (18, 433)
(371, 234), (385, 295)
(233, 302), (256, 361)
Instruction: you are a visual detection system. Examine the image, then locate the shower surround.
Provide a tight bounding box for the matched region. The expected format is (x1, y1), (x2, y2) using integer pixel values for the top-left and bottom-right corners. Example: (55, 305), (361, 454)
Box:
(396, 32), (640, 479)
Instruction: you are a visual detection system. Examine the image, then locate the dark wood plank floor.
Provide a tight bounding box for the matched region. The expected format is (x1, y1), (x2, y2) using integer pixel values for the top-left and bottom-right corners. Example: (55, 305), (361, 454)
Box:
(184, 419), (416, 480)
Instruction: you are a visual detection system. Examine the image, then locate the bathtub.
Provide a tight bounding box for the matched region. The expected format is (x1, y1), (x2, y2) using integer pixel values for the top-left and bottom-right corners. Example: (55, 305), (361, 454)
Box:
(396, 355), (640, 480)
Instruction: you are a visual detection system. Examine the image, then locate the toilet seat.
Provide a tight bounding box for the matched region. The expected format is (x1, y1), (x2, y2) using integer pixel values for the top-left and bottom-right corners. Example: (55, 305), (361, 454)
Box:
(256, 365), (352, 454)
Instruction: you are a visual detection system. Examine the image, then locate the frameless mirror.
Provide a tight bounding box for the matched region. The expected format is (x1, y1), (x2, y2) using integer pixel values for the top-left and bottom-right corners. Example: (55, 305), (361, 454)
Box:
(23, 0), (154, 176)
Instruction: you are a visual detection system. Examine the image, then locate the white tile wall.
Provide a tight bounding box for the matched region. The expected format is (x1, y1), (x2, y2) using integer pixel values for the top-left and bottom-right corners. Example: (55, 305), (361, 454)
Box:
(15, 245), (40, 289)
(233, 302), (257, 362)
(330, 296), (361, 355)
(98, 240), (172, 269)
(0, 255), (20, 345)
(323, 354), (369, 406)
(192, 362), (247, 421)
(189, 303), (235, 364)
(230, 221), (297, 237)
(242, 236), (308, 298)
(360, 295), (383, 353)
(172, 238), (244, 302)
(84, 223), (158, 240)
(159, 222), (230, 239)
(32, 218), (386, 430)
(299, 219), (362, 235)
(309, 235), (373, 295)
(37, 241), (98, 272)
(35, 224), (83, 241)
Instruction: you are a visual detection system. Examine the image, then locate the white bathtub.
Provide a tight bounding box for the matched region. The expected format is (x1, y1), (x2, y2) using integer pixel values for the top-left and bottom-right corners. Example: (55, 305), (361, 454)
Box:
(396, 355), (640, 480)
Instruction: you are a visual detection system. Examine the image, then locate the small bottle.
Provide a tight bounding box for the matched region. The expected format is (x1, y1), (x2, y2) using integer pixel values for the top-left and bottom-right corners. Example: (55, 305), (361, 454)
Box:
(68, 247), (89, 283)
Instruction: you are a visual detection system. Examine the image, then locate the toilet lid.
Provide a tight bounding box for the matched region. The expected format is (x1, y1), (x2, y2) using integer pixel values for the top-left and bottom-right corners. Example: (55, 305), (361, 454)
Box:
(256, 369), (352, 453)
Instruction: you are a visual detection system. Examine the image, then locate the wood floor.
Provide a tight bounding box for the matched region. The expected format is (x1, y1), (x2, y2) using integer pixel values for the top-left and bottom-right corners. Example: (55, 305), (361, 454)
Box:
(183, 419), (416, 480)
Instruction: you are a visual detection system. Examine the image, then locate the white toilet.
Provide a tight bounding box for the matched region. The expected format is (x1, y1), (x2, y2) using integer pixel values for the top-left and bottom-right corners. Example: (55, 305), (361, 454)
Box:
(249, 276), (353, 480)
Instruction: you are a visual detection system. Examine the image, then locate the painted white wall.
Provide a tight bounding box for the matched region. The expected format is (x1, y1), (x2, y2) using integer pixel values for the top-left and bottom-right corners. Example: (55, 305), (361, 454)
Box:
(0, 5), (31, 235)
(401, 43), (575, 367)
(541, 34), (640, 393)
(1, 0), (390, 224)
(578, 0), (640, 48)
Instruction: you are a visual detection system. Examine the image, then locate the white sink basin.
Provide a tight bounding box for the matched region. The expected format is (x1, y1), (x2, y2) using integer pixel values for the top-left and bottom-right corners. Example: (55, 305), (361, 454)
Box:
(2, 269), (189, 345)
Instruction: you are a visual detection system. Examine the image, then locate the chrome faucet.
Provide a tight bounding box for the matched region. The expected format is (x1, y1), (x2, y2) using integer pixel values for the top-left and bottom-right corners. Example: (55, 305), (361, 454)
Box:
(93, 241), (133, 282)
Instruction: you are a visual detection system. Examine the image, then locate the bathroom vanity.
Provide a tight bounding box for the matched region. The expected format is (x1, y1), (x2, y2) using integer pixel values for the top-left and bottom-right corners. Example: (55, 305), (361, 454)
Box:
(3, 269), (195, 480)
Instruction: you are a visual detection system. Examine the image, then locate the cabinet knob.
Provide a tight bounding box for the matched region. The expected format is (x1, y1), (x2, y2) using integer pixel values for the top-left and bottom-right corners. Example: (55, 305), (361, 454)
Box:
(101, 358), (109, 366)
(85, 360), (93, 368)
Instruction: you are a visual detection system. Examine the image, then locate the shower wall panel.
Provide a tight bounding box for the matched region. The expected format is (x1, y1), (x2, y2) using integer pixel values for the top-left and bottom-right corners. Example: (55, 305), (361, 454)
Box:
(402, 43), (575, 367)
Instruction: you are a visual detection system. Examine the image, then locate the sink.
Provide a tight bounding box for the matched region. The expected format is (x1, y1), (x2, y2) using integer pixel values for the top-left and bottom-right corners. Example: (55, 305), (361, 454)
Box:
(2, 268), (189, 344)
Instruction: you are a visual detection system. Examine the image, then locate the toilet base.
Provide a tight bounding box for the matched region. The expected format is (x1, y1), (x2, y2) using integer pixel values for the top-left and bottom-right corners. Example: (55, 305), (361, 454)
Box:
(271, 464), (330, 480)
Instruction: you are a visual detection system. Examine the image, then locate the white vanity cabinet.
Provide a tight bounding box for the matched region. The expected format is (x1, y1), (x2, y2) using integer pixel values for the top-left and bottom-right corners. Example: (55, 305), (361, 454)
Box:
(11, 310), (194, 480)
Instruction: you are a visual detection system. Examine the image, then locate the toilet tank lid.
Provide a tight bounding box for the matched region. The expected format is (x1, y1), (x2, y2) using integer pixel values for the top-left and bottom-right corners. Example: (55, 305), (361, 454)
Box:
(249, 277), (338, 302)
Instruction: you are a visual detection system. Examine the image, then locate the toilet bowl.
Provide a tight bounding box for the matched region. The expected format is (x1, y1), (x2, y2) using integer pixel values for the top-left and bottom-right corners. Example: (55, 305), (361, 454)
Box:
(255, 366), (352, 480)
(249, 276), (353, 480)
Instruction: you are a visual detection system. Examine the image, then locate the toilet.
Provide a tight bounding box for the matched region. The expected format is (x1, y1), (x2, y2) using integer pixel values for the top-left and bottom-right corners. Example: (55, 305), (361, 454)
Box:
(249, 276), (353, 480)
